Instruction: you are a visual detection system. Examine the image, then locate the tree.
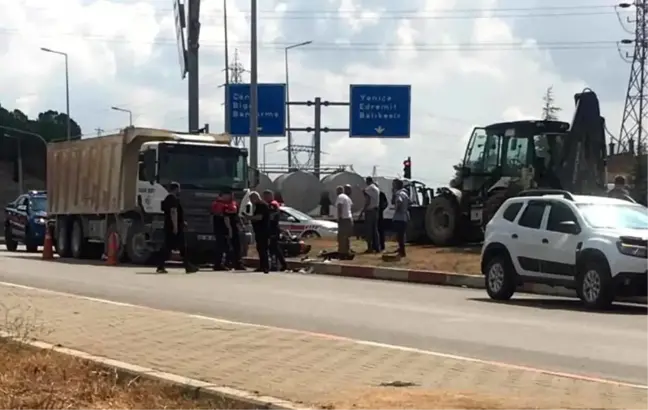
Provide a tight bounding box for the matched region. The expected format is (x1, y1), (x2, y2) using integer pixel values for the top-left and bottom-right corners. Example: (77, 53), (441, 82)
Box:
(0, 103), (83, 180)
(541, 86), (562, 121)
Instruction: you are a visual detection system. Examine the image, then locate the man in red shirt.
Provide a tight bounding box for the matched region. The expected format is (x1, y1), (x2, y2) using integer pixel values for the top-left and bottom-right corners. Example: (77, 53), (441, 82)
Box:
(211, 190), (244, 270)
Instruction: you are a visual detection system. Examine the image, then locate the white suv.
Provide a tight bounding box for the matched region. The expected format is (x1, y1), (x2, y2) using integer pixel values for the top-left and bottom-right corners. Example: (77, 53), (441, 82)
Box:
(481, 189), (647, 309)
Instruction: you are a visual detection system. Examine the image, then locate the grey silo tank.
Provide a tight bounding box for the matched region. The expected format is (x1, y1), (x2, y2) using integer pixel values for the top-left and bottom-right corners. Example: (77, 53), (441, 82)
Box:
(274, 171), (323, 213)
(320, 171), (366, 213)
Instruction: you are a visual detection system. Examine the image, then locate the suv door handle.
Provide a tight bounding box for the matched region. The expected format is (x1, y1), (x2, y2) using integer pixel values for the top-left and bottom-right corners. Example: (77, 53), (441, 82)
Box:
(511, 234), (518, 239)
(542, 238), (549, 244)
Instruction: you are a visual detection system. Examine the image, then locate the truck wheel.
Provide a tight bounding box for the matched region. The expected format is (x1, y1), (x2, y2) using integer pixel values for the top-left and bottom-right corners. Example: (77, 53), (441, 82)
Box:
(4, 224), (18, 252)
(425, 196), (458, 246)
(70, 219), (88, 259)
(126, 221), (153, 265)
(55, 218), (71, 257)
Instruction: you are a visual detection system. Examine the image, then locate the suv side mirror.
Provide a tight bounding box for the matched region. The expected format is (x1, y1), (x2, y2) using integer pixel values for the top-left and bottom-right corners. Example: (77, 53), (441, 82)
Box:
(558, 220), (580, 234)
(17, 204), (27, 212)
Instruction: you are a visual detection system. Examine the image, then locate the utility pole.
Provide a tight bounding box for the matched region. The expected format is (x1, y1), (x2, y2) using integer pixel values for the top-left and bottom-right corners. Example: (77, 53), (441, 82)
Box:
(95, 127), (104, 136)
(616, 0), (648, 155)
(186, 0), (201, 133)
(249, 0), (259, 185)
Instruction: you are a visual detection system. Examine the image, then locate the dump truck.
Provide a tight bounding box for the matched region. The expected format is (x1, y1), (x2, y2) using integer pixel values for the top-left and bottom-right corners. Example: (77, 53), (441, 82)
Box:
(47, 127), (250, 264)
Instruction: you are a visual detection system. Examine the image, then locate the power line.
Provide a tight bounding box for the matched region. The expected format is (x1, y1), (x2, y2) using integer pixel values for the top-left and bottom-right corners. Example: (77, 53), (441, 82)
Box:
(0, 29), (619, 51)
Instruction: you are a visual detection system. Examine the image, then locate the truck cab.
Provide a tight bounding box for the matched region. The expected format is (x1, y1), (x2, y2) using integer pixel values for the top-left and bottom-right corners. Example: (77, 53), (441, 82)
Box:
(134, 138), (251, 263)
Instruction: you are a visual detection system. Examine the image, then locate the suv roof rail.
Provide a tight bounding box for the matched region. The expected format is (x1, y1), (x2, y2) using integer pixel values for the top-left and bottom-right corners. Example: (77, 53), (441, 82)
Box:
(517, 189), (575, 201)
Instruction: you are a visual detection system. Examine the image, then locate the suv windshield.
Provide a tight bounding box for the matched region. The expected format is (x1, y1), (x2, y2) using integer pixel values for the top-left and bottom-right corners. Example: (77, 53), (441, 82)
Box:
(30, 197), (47, 212)
(577, 204), (648, 230)
(158, 144), (247, 190)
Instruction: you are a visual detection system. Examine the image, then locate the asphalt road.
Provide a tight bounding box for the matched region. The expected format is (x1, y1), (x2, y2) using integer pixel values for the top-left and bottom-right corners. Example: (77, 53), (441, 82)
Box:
(0, 247), (646, 386)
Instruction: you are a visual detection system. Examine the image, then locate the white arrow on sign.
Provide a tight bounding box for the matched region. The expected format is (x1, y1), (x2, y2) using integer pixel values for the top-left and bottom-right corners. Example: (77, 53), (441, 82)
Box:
(257, 127), (263, 131)
(375, 126), (385, 134)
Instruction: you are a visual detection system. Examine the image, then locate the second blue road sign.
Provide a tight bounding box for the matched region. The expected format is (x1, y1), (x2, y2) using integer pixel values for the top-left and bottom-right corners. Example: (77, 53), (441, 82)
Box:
(349, 84), (411, 138)
(227, 83), (286, 137)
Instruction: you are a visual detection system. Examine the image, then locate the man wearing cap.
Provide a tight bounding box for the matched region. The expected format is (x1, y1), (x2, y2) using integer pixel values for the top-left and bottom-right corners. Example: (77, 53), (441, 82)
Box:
(156, 182), (198, 274)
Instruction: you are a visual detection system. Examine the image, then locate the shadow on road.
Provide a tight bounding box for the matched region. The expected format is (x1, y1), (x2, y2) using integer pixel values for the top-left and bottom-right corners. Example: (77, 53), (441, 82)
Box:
(469, 297), (647, 315)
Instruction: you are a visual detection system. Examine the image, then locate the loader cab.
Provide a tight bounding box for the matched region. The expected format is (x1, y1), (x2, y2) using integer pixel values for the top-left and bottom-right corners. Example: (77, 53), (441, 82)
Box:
(460, 120), (569, 194)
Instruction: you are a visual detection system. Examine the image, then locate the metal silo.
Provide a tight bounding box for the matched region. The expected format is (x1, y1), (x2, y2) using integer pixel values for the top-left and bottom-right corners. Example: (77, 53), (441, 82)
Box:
(321, 171), (366, 213)
(248, 167), (275, 193)
(274, 171), (323, 213)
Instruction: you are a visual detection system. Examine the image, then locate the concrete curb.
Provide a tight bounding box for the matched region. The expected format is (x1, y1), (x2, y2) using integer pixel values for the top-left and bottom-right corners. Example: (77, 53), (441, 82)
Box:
(2, 333), (310, 410)
(243, 257), (647, 304)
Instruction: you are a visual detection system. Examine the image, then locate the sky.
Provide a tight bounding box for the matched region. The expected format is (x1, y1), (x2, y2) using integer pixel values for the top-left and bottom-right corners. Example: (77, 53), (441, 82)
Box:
(0, 0), (636, 187)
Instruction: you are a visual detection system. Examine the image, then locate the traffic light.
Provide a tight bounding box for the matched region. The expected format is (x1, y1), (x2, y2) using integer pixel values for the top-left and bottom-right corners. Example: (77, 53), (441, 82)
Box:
(403, 157), (411, 179)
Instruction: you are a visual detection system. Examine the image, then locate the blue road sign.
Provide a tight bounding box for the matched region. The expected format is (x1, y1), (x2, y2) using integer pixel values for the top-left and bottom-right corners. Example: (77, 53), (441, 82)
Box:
(227, 83), (286, 137)
(349, 84), (411, 138)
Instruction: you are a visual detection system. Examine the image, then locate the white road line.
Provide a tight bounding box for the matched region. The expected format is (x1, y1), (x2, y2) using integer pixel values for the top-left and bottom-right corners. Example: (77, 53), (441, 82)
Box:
(0, 280), (645, 390)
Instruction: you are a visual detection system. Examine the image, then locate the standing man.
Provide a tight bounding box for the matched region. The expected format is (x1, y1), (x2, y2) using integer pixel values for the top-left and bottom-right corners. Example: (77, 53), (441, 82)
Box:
(391, 179), (410, 257)
(210, 193), (229, 271)
(156, 182), (198, 274)
(249, 191), (271, 273)
(263, 189), (287, 271)
(362, 176), (381, 253)
(223, 193), (245, 270)
(608, 175), (634, 202)
(335, 185), (353, 258)
(378, 190), (388, 252)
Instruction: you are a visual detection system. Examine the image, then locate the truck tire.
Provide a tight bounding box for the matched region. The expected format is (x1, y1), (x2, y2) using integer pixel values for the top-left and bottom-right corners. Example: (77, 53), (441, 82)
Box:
(55, 218), (72, 257)
(4, 224), (18, 252)
(125, 220), (154, 265)
(70, 218), (88, 259)
(425, 195), (459, 246)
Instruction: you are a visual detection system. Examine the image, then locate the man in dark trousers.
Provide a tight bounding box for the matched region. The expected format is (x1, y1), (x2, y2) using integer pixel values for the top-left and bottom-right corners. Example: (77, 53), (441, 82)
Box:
(263, 189), (287, 272)
(249, 191), (271, 273)
(378, 190), (388, 251)
(222, 191), (244, 270)
(211, 192), (230, 271)
(156, 182), (198, 274)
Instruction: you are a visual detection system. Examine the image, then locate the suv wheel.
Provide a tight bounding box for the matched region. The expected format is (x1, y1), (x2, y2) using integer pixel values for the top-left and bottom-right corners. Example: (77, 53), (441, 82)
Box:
(4, 225), (18, 252)
(577, 259), (614, 309)
(484, 255), (516, 300)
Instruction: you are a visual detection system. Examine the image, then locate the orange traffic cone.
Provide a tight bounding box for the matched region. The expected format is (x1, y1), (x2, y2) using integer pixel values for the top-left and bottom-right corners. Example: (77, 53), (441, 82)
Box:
(42, 228), (54, 260)
(106, 232), (118, 266)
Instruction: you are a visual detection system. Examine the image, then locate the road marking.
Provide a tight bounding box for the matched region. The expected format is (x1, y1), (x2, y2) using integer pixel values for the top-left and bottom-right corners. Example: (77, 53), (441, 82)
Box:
(0, 280), (646, 390)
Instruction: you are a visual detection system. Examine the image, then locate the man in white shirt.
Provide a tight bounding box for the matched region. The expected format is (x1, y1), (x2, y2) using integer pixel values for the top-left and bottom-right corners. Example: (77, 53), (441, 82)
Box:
(362, 176), (381, 253)
(335, 185), (353, 256)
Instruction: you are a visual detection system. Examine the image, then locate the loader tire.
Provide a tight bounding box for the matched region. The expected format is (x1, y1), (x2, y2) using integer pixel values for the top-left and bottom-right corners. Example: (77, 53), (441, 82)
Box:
(425, 195), (459, 246)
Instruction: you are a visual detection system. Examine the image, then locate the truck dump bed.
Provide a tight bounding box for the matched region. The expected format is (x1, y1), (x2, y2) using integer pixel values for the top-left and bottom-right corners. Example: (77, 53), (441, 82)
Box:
(47, 127), (232, 216)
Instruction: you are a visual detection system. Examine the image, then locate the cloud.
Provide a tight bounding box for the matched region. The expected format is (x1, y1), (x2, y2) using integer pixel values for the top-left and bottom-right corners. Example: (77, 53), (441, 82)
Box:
(0, 0), (624, 187)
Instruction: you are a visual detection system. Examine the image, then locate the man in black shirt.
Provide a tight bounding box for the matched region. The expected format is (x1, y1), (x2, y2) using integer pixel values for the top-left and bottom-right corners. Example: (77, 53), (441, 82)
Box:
(249, 191), (270, 273)
(156, 182), (198, 274)
(263, 190), (287, 271)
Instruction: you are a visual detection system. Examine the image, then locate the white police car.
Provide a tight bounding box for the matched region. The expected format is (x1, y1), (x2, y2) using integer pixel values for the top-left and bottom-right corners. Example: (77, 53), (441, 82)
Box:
(481, 189), (647, 309)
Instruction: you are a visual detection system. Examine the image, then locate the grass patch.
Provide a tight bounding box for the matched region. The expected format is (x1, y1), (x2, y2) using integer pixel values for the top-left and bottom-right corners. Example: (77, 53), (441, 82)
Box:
(0, 302), (251, 409)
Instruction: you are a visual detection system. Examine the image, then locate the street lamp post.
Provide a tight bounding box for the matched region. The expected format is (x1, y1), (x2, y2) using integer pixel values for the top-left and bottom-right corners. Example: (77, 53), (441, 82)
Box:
(262, 139), (280, 172)
(40, 47), (70, 140)
(111, 106), (133, 126)
(284, 40), (312, 168)
(0, 126), (49, 194)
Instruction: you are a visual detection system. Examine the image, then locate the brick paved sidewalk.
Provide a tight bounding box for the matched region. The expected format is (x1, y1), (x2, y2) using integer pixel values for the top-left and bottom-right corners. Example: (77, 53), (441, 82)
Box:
(0, 284), (645, 409)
